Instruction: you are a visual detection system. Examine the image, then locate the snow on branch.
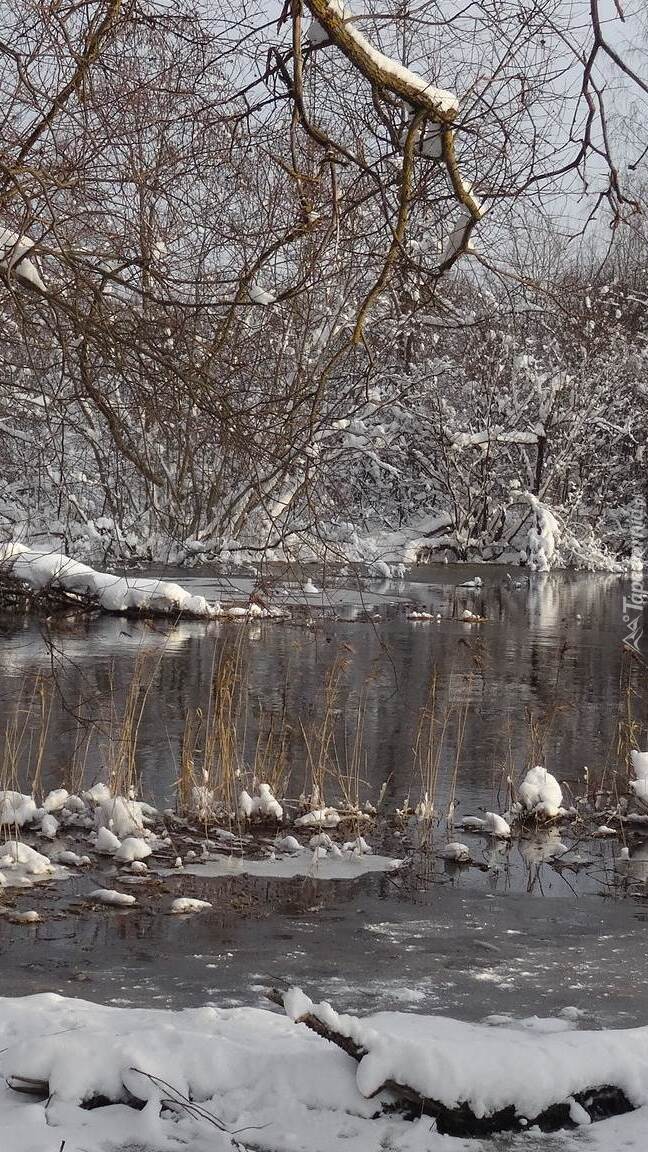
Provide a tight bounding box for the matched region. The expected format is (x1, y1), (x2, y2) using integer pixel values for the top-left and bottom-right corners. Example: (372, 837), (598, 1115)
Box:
(0, 228), (47, 292)
(304, 0), (459, 121)
(303, 1), (484, 335)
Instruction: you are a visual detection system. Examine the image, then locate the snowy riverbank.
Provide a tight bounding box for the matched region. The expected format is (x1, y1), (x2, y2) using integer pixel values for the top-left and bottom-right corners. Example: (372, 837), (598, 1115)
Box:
(0, 991), (646, 1151)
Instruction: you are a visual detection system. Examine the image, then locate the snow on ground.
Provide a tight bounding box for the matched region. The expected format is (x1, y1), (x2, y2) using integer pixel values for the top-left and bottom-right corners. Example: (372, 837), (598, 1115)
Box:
(0, 993), (646, 1152)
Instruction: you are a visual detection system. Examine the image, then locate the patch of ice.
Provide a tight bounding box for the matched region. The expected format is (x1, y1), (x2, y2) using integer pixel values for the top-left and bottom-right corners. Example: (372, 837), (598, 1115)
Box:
(173, 851), (402, 881)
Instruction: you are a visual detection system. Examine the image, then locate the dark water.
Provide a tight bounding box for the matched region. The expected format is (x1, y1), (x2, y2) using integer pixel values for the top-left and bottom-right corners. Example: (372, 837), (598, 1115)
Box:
(0, 565), (643, 810)
(1, 565), (647, 1026)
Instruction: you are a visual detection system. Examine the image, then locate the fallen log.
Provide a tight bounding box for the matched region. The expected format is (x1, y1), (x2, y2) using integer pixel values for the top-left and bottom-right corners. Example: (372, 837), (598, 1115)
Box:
(267, 988), (635, 1137)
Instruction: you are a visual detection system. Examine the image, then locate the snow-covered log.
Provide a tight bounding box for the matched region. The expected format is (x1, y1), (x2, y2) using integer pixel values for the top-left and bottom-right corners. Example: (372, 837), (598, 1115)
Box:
(304, 1), (459, 121)
(271, 987), (637, 1136)
(0, 543), (218, 619)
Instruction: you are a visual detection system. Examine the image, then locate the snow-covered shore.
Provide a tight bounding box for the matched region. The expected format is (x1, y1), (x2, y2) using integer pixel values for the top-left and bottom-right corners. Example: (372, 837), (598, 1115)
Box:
(0, 992), (646, 1151)
(0, 543), (286, 620)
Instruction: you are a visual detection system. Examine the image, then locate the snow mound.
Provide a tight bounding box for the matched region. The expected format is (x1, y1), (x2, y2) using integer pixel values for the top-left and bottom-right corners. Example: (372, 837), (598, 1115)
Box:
(170, 897), (212, 914)
(0, 791), (37, 828)
(114, 836), (152, 863)
(440, 841), (470, 862)
(484, 812), (511, 837)
(95, 826), (122, 855)
(0, 841), (54, 876)
(238, 783), (283, 821)
(89, 888), (137, 907)
(518, 766), (563, 817)
(43, 789), (70, 814)
(95, 794), (146, 839)
(295, 807), (341, 829)
(39, 813), (59, 839)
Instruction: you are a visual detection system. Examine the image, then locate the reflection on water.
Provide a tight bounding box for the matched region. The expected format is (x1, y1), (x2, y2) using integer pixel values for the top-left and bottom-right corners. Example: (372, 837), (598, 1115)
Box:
(0, 566), (644, 815)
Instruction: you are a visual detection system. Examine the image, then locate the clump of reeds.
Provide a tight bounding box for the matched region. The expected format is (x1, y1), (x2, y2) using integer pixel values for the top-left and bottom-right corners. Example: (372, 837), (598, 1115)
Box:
(1, 673), (52, 798)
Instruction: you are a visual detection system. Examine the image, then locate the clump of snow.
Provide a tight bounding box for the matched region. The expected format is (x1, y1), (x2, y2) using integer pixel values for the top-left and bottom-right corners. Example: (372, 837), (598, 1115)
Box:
(89, 888), (137, 907)
(43, 789), (70, 814)
(0, 841), (54, 876)
(415, 794), (434, 821)
(440, 841), (470, 862)
(170, 897), (212, 914)
(295, 807), (341, 829)
(95, 827), (122, 855)
(342, 836), (373, 856)
(517, 766), (563, 818)
(0, 791), (37, 828)
(238, 783), (283, 821)
(39, 813), (59, 839)
(460, 815), (486, 831)
(248, 281), (277, 306)
(484, 812), (511, 838)
(114, 836), (152, 863)
(95, 794), (146, 839)
(630, 750), (648, 810)
(276, 835), (302, 854)
(53, 850), (91, 867)
(9, 910), (41, 924)
(525, 494), (560, 572)
(310, 832), (334, 849)
(84, 782), (112, 805)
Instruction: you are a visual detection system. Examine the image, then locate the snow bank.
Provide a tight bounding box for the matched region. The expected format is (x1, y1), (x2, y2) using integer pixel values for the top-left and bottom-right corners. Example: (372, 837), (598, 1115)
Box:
(0, 994), (646, 1152)
(0, 543), (219, 618)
